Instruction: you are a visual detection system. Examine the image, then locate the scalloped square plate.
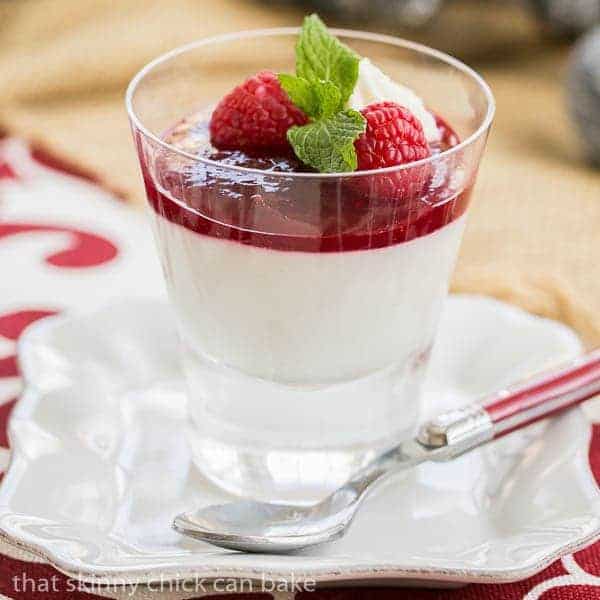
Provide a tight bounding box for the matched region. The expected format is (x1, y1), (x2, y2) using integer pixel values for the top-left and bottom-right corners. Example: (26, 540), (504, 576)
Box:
(1, 294), (599, 587)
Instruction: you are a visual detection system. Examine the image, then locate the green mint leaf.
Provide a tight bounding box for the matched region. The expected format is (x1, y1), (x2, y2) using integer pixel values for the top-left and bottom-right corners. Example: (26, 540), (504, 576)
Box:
(279, 75), (342, 119)
(286, 109), (366, 173)
(296, 14), (360, 106)
(311, 79), (342, 118)
(278, 14), (364, 172)
(278, 74), (318, 116)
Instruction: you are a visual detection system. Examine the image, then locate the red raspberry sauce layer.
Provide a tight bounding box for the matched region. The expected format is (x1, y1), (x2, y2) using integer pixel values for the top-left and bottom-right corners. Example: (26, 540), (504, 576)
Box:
(139, 116), (470, 253)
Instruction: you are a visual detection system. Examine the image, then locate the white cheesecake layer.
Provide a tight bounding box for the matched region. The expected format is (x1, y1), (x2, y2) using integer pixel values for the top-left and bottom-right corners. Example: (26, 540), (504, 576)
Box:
(153, 213), (466, 385)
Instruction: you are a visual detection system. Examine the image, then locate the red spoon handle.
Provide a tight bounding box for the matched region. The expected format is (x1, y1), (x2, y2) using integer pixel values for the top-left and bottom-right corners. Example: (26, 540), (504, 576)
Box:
(483, 349), (600, 439)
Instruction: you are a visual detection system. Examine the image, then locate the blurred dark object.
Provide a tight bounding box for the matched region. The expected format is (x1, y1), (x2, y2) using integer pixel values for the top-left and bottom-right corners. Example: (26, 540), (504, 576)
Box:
(568, 26), (600, 165)
(528, 0), (600, 37)
(274, 0), (444, 28)
(276, 0), (600, 42)
(267, 1), (548, 61)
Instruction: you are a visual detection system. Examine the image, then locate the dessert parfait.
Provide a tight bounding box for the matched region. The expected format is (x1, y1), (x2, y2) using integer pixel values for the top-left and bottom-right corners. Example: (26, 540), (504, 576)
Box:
(128, 16), (494, 502)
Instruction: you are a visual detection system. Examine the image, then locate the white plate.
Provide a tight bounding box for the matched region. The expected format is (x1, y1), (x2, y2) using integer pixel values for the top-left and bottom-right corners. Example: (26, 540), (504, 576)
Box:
(1, 294), (599, 588)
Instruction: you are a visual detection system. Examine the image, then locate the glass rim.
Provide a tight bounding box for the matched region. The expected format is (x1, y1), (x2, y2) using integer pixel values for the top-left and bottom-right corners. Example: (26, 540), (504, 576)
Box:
(125, 26), (495, 179)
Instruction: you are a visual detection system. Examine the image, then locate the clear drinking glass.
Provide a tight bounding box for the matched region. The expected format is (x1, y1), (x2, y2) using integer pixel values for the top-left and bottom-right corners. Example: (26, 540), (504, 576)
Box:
(126, 28), (494, 503)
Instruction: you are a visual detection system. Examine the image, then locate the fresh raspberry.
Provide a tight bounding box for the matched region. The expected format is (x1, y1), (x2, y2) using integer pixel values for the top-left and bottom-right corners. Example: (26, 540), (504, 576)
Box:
(352, 101), (432, 203)
(209, 71), (308, 152)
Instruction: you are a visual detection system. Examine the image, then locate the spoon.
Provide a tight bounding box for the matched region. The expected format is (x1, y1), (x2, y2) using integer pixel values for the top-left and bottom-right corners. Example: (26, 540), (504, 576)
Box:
(174, 350), (600, 553)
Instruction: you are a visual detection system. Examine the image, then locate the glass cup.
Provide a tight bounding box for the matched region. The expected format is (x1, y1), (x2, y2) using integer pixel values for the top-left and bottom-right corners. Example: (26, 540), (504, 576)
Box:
(126, 28), (494, 503)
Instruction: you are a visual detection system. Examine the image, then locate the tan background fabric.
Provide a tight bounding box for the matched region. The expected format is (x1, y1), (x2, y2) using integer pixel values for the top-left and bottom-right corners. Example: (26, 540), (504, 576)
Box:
(2, 0), (599, 345)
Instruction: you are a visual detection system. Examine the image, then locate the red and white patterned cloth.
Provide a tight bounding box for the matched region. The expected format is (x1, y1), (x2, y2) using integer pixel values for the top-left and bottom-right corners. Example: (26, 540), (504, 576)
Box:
(2, 135), (600, 599)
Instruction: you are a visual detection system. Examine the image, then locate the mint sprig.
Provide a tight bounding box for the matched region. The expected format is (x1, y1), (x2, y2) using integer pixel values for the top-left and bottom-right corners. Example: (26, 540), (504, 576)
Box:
(278, 74), (341, 119)
(278, 14), (365, 173)
(295, 14), (360, 107)
(287, 110), (365, 173)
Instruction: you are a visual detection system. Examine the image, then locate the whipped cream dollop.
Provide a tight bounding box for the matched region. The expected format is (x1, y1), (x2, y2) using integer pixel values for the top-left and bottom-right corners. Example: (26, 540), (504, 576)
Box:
(347, 58), (440, 143)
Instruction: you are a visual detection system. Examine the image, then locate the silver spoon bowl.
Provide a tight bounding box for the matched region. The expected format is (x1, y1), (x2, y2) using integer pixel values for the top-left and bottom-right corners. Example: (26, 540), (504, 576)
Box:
(173, 438), (450, 553)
